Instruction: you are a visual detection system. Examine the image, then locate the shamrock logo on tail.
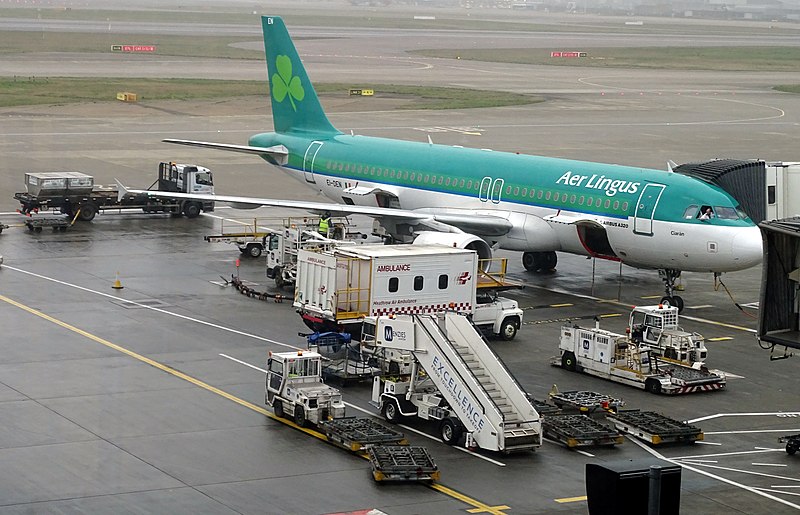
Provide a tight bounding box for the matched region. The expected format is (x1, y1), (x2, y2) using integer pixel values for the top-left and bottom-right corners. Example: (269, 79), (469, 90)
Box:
(272, 55), (304, 111)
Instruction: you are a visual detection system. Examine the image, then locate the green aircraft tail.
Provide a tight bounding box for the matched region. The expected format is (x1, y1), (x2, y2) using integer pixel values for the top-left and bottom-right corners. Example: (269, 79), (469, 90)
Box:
(262, 16), (340, 135)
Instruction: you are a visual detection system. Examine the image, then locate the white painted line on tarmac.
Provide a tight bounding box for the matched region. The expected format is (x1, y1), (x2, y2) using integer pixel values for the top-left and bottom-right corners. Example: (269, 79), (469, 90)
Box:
(684, 462), (800, 484)
(543, 437), (594, 457)
(771, 485), (800, 489)
(752, 463), (788, 467)
(679, 459), (718, 464)
(694, 441), (722, 446)
(755, 488), (800, 498)
(220, 353), (267, 373)
(2, 264), (302, 351)
(217, 353), (508, 467)
(626, 436), (800, 511)
(688, 412), (800, 424)
(671, 448), (784, 460)
(705, 429), (800, 435)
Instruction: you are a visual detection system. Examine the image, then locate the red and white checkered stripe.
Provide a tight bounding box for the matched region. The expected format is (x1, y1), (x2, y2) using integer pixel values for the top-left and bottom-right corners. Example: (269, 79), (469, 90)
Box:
(666, 382), (726, 395)
(371, 303), (471, 316)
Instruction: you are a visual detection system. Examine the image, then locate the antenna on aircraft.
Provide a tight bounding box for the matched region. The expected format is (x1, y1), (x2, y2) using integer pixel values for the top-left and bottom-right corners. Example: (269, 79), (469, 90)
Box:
(427, 134), (433, 145)
(667, 160), (678, 173)
(350, 129), (354, 136)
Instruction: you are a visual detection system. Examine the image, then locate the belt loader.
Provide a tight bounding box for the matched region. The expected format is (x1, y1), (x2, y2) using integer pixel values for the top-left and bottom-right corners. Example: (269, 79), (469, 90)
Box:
(555, 320), (726, 395)
(364, 311), (542, 453)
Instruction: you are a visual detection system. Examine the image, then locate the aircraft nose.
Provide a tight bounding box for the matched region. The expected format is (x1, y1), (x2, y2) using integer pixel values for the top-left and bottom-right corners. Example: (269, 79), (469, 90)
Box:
(732, 226), (763, 268)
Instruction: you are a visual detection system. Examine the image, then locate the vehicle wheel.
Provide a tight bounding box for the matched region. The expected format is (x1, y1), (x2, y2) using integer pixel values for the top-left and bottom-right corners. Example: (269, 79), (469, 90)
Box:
(59, 226), (67, 232)
(274, 267), (285, 288)
(787, 444), (798, 455)
(440, 417), (463, 445)
(382, 400), (401, 424)
(561, 351), (577, 372)
(78, 203), (97, 221)
(246, 243), (262, 258)
(273, 399), (284, 419)
(34, 226), (43, 233)
(183, 202), (201, 218)
(645, 378), (662, 394)
(294, 406), (306, 427)
(499, 318), (518, 341)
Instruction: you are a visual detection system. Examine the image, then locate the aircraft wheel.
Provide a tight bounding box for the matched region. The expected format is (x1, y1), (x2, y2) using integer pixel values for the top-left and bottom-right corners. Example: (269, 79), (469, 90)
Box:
(543, 251), (558, 270)
(660, 295), (685, 313)
(440, 417), (463, 445)
(382, 400), (402, 424)
(645, 378), (662, 395)
(522, 252), (537, 272)
(294, 406), (306, 427)
(561, 351), (577, 372)
(787, 443), (797, 455)
(273, 399), (284, 419)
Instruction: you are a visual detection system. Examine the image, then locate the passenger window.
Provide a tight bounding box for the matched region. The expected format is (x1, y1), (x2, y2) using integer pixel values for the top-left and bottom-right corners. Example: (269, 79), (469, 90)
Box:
(438, 274), (448, 289)
(388, 277), (398, 293)
(414, 276), (424, 291)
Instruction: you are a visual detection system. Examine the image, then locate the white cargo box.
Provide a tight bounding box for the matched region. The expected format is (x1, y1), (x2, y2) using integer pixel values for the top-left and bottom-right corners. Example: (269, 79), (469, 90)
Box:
(25, 172), (94, 197)
(294, 244), (478, 324)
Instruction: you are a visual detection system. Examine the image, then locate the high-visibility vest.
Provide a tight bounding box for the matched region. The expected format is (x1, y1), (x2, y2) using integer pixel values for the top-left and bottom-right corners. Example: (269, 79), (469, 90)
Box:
(319, 217), (330, 233)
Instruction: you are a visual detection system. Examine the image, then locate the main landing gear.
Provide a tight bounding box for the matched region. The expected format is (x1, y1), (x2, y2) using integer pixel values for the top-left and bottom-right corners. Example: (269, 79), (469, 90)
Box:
(522, 251), (558, 273)
(659, 269), (684, 313)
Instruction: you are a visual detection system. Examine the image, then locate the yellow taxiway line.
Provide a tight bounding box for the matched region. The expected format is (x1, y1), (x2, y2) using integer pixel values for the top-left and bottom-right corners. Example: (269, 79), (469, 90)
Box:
(0, 293), (514, 514)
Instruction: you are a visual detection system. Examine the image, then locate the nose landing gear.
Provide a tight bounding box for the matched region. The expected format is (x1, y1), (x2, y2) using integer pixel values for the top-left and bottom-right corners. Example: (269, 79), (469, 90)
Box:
(658, 269), (684, 313)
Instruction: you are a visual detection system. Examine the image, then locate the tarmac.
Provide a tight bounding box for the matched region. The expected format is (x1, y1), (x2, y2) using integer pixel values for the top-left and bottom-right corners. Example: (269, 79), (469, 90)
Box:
(1, 6), (799, 514)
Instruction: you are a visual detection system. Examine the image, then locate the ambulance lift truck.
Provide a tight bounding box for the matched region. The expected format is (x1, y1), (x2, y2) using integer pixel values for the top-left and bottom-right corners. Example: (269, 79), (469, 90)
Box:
(364, 311), (542, 453)
(555, 320), (726, 395)
(293, 244), (523, 340)
(14, 162), (214, 221)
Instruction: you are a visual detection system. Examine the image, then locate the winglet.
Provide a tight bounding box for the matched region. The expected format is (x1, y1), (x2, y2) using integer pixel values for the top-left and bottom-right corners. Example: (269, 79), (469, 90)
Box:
(667, 160), (678, 173)
(115, 179), (130, 202)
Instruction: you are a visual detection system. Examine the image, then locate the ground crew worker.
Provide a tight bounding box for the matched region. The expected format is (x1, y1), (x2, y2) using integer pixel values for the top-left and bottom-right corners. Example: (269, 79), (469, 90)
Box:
(319, 211), (331, 237)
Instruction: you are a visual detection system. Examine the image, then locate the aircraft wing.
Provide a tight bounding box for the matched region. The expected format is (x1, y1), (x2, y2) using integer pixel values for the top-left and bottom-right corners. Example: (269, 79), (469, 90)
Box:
(163, 139), (289, 166)
(115, 181), (515, 237)
(117, 181), (431, 221)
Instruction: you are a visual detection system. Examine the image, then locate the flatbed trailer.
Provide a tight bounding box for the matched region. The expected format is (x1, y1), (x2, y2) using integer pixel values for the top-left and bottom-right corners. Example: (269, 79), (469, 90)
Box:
(367, 445), (440, 483)
(607, 410), (704, 445)
(320, 417), (406, 452)
(14, 163), (214, 221)
(543, 414), (623, 448)
(549, 390), (625, 413)
(779, 434), (800, 455)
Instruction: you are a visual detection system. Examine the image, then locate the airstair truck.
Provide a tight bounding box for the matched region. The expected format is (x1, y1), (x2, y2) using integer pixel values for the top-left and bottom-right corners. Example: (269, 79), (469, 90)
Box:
(293, 244), (523, 340)
(365, 311), (542, 453)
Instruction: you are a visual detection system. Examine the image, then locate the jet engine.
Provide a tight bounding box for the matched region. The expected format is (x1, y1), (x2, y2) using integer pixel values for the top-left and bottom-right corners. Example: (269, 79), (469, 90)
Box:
(412, 231), (492, 262)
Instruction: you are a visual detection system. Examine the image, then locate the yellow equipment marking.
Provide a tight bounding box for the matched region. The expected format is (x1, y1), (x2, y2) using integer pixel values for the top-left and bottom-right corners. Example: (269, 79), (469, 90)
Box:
(0, 293), (505, 513)
(640, 295), (662, 299)
(708, 336), (734, 342)
(599, 313), (622, 318)
(554, 495), (587, 503)
(549, 303), (573, 308)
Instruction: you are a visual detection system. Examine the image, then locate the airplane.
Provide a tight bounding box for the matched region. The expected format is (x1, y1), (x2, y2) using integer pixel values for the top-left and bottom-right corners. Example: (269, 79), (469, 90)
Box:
(121, 15), (763, 313)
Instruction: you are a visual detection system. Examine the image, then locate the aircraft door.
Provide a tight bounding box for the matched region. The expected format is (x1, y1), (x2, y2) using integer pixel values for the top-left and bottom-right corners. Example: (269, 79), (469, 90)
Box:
(633, 183), (666, 235)
(303, 141), (324, 184)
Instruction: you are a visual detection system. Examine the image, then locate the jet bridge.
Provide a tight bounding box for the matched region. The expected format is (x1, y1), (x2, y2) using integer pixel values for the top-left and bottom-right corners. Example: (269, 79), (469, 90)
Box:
(368, 312), (542, 453)
(757, 217), (800, 359)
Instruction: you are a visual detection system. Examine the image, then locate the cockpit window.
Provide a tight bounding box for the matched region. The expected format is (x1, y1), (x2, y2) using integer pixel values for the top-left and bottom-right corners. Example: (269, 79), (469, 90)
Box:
(683, 205), (698, 219)
(713, 206), (740, 220)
